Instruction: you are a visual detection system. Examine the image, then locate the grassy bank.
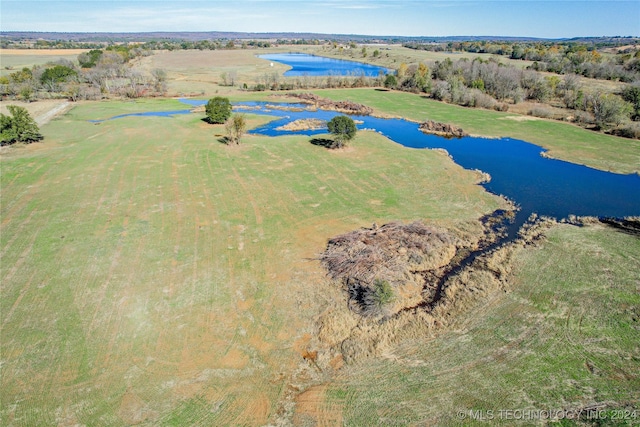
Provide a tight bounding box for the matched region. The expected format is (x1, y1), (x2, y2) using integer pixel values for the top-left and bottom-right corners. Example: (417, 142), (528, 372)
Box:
(318, 223), (640, 425)
(313, 88), (640, 175)
(0, 99), (505, 426)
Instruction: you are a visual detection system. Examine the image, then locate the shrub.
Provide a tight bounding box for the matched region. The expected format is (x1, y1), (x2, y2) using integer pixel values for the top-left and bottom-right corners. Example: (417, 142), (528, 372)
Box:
(528, 106), (556, 119)
(362, 279), (395, 316)
(473, 91), (498, 109)
(610, 122), (640, 139)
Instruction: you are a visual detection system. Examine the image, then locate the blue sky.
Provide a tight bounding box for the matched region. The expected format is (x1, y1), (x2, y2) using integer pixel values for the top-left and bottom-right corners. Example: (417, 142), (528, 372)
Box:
(1, 1), (638, 38)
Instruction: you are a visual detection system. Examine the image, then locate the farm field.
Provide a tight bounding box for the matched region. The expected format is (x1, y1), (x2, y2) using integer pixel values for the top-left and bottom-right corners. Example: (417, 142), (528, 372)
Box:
(1, 47), (639, 426)
(0, 49), (89, 77)
(0, 98), (505, 426)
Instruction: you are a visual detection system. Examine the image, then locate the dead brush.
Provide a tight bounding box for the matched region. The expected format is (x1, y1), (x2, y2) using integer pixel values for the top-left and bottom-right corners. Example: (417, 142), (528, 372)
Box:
(320, 221), (457, 317)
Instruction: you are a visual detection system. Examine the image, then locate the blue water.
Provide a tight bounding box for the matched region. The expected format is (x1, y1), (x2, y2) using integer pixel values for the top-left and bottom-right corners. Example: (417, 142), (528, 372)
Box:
(90, 100), (640, 228)
(258, 53), (393, 77)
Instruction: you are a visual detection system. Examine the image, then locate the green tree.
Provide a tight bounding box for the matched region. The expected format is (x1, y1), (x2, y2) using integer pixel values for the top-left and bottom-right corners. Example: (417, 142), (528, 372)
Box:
(205, 97), (232, 124)
(78, 49), (104, 68)
(0, 105), (44, 146)
(41, 65), (78, 92)
(590, 93), (633, 129)
(384, 74), (398, 89)
(224, 114), (247, 145)
(327, 115), (357, 148)
(621, 84), (640, 120)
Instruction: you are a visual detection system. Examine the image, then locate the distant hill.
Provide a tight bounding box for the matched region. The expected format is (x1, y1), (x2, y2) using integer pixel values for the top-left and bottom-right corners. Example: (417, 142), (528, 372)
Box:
(0, 31), (558, 43)
(1, 31), (637, 45)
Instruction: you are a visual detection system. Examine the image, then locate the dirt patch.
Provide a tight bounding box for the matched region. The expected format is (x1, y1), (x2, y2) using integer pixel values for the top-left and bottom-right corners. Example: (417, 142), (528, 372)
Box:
(118, 389), (153, 425)
(0, 99), (72, 125)
(293, 384), (344, 427)
(501, 115), (541, 122)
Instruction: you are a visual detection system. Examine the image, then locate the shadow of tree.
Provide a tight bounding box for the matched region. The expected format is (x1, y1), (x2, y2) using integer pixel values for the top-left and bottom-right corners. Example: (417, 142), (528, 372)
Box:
(217, 136), (230, 145)
(310, 137), (336, 149)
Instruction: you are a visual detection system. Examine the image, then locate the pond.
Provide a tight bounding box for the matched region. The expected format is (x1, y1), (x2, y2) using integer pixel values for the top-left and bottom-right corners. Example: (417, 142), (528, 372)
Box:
(233, 101), (640, 234)
(257, 53), (393, 77)
(91, 100), (640, 237)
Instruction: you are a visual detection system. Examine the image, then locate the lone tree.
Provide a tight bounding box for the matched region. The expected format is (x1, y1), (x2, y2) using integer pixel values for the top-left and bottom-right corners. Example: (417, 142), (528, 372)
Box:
(205, 96), (232, 124)
(224, 114), (247, 145)
(1, 105), (43, 146)
(327, 115), (357, 148)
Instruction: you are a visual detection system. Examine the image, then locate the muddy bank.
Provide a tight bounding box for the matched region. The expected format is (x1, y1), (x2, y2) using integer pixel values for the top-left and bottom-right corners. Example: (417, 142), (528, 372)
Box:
(283, 92), (374, 116)
(419, 120), (468, 138)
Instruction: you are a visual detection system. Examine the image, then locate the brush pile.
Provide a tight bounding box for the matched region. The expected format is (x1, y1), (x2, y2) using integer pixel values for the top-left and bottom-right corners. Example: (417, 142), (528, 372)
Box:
(288, 93), (374, 115)
(419, 120), (468, 138)
(320, 221), (457, 316)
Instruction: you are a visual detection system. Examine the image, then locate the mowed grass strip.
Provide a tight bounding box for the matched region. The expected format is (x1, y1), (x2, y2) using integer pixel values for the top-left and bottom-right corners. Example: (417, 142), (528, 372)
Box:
(0, 99), (504, 426)
(322, 223), (640, 426)
(312, 88), (640, 175)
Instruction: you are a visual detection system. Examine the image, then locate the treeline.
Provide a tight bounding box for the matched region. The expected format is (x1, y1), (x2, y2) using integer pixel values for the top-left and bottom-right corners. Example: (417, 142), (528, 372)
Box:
(1, 38), (273, 51)
(389, 56), (639, 137)
(0, 38), (106, 50)
(0, 45), (167, 101)
(241, 56), (639, 137)
(404, 40), (640, 83)
(243, 71), (386, 92)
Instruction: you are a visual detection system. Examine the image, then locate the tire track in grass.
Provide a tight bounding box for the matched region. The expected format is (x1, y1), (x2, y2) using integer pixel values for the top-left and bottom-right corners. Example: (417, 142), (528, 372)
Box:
(194, 147), (222, 314)
(286, 145), (350, 205)
(87, 150), (132, 334)
(1, 230), (39, 286)
(0, 209), (38, 260)
(169, 148), (182, 297)
(1, 163), (54, 227)
(227, 160), (263, 226)
(2, 270), (37, 326)
(101, 166), (144, 369)
(85, 143), (119, 221)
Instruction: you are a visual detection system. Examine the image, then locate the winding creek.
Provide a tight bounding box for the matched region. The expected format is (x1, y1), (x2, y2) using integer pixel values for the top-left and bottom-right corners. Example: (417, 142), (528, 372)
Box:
(93, 99), (640, 242)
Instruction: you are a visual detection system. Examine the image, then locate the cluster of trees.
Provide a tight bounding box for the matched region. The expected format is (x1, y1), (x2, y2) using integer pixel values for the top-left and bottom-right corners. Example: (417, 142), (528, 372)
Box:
(0, 38), (106, 50)
(1, 105), (43, 146)
(405, 40), (640, 83)
(204, 96), (246, 145)
(0, 47), (167, 102)
(247, 71), (384, 92)
(382, 56), (637, 133)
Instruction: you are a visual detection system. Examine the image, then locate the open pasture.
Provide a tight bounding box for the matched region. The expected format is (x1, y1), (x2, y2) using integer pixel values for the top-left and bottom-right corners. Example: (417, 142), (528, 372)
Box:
(0, 49), (88, 76)
(0, 98), (505, 425)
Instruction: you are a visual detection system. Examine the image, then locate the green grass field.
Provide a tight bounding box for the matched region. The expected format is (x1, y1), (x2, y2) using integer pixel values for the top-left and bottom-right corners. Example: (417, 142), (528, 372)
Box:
(1, 99), (505, 426)
(319, 223), (640, 426)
